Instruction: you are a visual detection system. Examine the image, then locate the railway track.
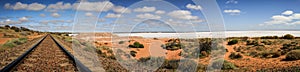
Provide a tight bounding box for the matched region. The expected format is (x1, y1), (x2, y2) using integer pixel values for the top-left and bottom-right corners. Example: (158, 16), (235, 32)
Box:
(0, 35), (91, 72)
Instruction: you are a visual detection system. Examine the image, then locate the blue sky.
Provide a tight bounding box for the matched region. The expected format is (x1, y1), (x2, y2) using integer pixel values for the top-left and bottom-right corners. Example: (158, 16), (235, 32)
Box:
(0, 0), (300, 32)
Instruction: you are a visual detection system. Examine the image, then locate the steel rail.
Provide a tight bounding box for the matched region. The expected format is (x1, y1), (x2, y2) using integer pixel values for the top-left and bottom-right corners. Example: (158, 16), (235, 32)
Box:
(50, 35), (92, 72)
(0, 35), (47, 72)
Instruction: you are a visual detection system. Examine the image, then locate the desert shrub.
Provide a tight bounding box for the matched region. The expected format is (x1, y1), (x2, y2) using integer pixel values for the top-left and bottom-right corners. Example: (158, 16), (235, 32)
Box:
(20, 27), (31, 31)
(3, 33), (15, 38)
(96, 48), (102, 55)
(130, 51), (137, 57)
(138, 57), (150, 62)
(4, 25), (10, 29)
(282, 43), (292, 49)
(1, 38), (27, 48)
(63, 37), (72, 43)
(83, 47), (95, 51)
(295, 46), (300, 50)
(228, 39), (238, 45)
(261, 40), (272, 45)
(260, 51), (281, 58)
(211, 59), (237, 70)
(249, 51), (258, 57)
(128, 42), (144, 48)
(176, 59), (198, 72)
(17, 38), (27, 44)
(82, 42), (96, 52)
(283, 34), (295, 39)
(10, 26), (21, 32)
(2, 42), (15, 48)
(162, 39), (183, 50)
(160, 59), (199, 71)
(199, 40), (212, 54)
(240, 37), (249, 41)
(107, 49), (113, 53)
(285, 50), (300, 61)
(0, 26), (5, 29)
(261, 36), (279, 39)
(229, 52), (243, 59)
(162, 60), (179, 69)
(118, 41), (125, 44)
(256, 46), (265, 51)
(246, 40), (259, 45)
(164, 42), (182, 50)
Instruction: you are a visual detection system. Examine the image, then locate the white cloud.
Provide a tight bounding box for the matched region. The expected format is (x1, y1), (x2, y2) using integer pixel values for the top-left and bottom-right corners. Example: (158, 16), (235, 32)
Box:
(226, 0), (238, 4)
(186, 4), (202, 10)
(168, 10), (198, 20)
(27, 3), (46, 11)
(12, 2), (28, 10)
(271, 15), (292, 22)
(19, 17), (29, 22)
(112, 6), (131, 13)
(281, 10), (294, 15)
(46, 2), (72, 11)
(155, 10), (165, 14)
(40, 14), (46, 17)
(282, 10), (293, 15)
(51, 13), (61, 18)
(4, 3), (11, 9)
(136, 13), (161, 19)
(0, 19), (22, 25)
(291, 21), (300, 25)
(224, 9), (241, 15)
(85, 12), (94, 17)
(133, 6), (156, 12)
(5, 2), (46, 11)
(290, 13), (300, 19)
(105, 13), (121, 18)
(261, 10), (300, 26)
(73, 1), (114, 12)
(262, 20), (288, 25)
(5, 1), (120, 12)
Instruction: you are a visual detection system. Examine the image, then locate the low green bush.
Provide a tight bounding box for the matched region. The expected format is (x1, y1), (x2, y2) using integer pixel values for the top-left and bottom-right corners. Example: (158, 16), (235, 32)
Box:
(246, 40), (259, 45)
(138, 57), (150, 62)
(295, 46), (300, 50)
(283, 34), (295, 39)
(228, 39), (238, 45)
(229, 52), (243, 59)
(128, 42), (144, 48)
(2, 42), (15, 48)
(164, 42), (182, 50)
(211, 59), (237, 70)
(130, 51), (137, 57)
(261, 40), (272, 45)
(1, 38), (27, 48)
(118, 41), (125, 44)
(260, 51), (281, 58)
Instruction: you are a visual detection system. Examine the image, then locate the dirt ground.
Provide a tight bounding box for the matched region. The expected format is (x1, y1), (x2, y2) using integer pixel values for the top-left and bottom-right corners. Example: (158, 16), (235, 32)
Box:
(90, 33), (300, 71)
(0, 38), (11, 44)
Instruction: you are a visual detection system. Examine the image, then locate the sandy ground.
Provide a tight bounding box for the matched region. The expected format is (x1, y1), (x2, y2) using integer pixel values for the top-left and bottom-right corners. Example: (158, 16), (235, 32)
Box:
(0, 38), (11, 44)
(94, 36), (182, 60)
(90, 33), (300, 70)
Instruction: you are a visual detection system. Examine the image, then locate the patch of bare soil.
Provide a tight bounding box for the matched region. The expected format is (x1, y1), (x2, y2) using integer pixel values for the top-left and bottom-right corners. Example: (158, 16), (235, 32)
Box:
(0, 38), (10, 44)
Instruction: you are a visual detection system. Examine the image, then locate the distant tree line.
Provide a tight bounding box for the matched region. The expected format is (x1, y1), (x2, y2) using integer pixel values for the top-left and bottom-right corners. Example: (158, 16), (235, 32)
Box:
(0, 25), (39, 33)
